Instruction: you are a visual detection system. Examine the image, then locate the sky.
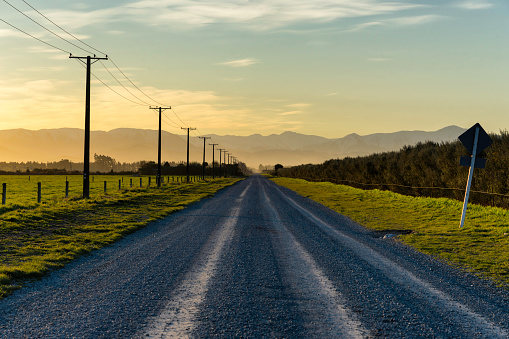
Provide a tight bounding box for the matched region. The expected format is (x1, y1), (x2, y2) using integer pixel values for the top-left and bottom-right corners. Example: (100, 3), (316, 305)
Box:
(0, 0), (508, 139)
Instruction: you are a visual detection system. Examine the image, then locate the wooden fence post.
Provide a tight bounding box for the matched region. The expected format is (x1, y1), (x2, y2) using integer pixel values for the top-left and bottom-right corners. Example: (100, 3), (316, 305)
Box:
(2, 183), (6, 205)
(37, 182), (41, 203)
(119, 179), (121, 191)
(130, 178), (133, 188)
(140, 178), (142, 188)
(65, 180), (69, 198)
(104, 181), (107, 194)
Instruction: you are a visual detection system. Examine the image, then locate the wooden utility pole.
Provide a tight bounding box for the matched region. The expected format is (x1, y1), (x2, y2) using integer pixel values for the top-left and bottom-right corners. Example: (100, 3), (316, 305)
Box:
(217, 148), (225, 178)
(69, 54), (108, 199)
(181, 127), (196, 182)
(150, 106), (170, 187)
(198, 136), (211, 180)
(209, 143), (218, 179)
(224, 152), (229, 178)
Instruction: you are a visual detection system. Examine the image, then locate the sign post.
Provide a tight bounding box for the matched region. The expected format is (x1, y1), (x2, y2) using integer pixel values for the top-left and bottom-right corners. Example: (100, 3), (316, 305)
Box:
(458, 123), (492, 228)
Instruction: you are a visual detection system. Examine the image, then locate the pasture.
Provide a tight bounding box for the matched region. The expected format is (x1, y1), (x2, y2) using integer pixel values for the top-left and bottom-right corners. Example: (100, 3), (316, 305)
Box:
(0, 175), (199, 208)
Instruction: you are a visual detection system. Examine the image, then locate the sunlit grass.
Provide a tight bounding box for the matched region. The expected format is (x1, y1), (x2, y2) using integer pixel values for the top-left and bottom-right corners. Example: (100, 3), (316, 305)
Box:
(0, 177), (241, 298)
(272, 177), (509, 288)
(0, 174), (196, 206)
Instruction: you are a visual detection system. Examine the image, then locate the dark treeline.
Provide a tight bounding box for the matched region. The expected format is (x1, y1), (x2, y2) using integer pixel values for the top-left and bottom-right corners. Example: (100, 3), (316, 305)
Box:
(0, 155), (139, 174)
(139, 161), (251, 177)
(0, 153), (252, 177)
(279, 131), (509, 208)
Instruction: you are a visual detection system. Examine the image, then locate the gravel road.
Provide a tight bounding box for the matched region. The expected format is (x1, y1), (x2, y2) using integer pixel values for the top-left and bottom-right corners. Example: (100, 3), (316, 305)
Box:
(0, 174), (508, 338)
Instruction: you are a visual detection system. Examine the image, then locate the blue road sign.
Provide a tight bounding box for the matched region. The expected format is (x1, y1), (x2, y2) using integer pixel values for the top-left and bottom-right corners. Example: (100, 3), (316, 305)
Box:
(458, 123), (492, 155)
(460, 155), (486, 169)
(458, 123), (492, 228)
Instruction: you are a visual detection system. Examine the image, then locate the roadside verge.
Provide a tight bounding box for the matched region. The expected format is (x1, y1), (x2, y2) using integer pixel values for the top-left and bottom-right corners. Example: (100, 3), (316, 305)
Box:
(271, 177), (509, 288)
(0, 178), (242, 298)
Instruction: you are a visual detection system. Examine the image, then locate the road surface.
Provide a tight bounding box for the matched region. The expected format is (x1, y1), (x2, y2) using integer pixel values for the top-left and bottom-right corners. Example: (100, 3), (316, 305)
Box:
(0, 175), (508, 338)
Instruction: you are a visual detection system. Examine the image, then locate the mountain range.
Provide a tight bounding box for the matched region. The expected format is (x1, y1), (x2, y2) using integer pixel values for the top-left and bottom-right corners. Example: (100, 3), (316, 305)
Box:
(0, 126), (466, 169)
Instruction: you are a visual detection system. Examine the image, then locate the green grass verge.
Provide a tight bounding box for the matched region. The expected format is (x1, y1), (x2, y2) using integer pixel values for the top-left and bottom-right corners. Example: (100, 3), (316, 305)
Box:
(272, 177), (509, 287)
(0, 178), (241, 298)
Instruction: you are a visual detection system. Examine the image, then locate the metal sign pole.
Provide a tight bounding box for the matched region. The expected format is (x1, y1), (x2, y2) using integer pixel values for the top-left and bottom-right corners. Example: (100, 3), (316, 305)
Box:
(460, 126), (479, 228)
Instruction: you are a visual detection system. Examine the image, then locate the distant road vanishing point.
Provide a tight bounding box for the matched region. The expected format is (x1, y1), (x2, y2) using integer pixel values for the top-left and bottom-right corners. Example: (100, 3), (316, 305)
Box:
(0, 175), (508, 338)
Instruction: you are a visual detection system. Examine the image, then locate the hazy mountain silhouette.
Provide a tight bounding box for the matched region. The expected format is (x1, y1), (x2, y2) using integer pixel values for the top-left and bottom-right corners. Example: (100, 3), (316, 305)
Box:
(0, 126), (466, 169)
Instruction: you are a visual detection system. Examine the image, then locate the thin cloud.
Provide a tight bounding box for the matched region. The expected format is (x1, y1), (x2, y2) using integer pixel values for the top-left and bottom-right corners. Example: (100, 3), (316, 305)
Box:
(347, 21), (383, 32)
(277, 111), (304, 116)
(37, 1), (427, 31)
(26, 46), (62, 54)
(218, 58), (259, 67)
(0, 28), (25, 38)
(286, 103), (311, 109)
(387, 15), (446, 26)
(349, 14), (446, 31)
(455, 1), (494, 9)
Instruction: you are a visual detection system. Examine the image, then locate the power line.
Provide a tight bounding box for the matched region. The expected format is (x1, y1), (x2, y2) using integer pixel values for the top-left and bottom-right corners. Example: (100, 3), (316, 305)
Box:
(20, 0), (107, 56)
(101, 63), (200, 131)
(99, 60), (152, 106)
(162, 112), (181, 128)
(0, 17), (71, 53)
(3, 0), (94, 55)
(107, 57), (189, 128)
(78, 61), (183, 129)
(108, 57), (171, 107)
(2, 1), (205, 134)
(74, 59), (146, 107)
(171, 108), (190, 128)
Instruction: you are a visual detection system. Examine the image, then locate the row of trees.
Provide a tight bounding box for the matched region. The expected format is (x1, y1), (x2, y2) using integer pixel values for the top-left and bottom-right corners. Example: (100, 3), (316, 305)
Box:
(278, 131), (509, 208)
(0, 154), (251, 177)
(138, 161), (251, 176)
(0, 155), (139, 174)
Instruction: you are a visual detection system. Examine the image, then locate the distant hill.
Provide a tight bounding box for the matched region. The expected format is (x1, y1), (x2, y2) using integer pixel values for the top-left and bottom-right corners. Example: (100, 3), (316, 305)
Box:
(193, 126), (466, 168)
(0, 128), (201, 164)
(0, 126), (466, 169)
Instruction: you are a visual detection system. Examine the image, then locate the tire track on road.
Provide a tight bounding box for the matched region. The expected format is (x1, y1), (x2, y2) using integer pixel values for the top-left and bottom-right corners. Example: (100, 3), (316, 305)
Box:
(261, 184), (369, 338)
(141, 184), (250, 338)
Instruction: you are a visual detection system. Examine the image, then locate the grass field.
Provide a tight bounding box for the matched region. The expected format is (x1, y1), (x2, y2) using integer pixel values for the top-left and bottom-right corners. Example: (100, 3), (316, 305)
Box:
(272, 177), (509, 288)
(0, 175), (200, 208)
(0, 177), (241, 298)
